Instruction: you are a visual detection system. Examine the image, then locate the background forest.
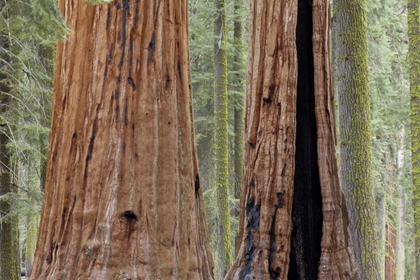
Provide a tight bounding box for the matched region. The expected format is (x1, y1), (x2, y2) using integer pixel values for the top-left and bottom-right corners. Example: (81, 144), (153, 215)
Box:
(0, 0), (416, 279)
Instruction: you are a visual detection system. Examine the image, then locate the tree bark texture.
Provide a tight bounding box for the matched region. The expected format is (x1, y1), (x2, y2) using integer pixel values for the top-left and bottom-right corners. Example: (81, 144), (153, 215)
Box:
(332, 0), (381, 278)
(0, 28), (21, 280)
(395, 129), (406, 280)
(213, 0), (233, 276)
(385, 222), (397, 280)
(232, 0), (245, 254)
(224, 0), (358, 279)
(30, 1), (214, 279)
(408, 0), (420, 276)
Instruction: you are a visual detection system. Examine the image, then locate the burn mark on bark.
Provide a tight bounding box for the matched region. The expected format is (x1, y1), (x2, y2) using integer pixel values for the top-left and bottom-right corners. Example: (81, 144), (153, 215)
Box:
(246, 197), (260, 229)
(86, 130), (95, 162)
(105, 44), (114, 76)
(118, 1), (128, 70)
(124, 102), (128, 126)
(166, 74), (172, 88)
(147, 32), (156, 66)
(134, 1), (139, 24)
(195, 174), (200, 193)
(115, 105), (120, 122)
(127, 77), (136, 90)
(281, 164), (286, 177)
(177, 62), (182, 82)
(239, 197), (261, 278)
(115, 0), (121, 9)
(46, 243), (54, 264)
(268, 192), (285, 280)
(84, 107), (99, 182)
(284, 138), (288, 152)
(106, 8), (111, 28)
(121, 211), (138, 221)
(288, 0), (322, 277)
(129, 37), (134, 69)
(263, 97), (272, 103)
(276, 192), (284, 208)
(239, 231), (254, 279)
(171, 218), (177, 246)
(153, 0), (157, 17)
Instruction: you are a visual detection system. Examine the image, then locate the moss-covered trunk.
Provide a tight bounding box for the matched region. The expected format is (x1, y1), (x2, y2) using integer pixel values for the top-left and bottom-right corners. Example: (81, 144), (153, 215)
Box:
(30, 1), (214, 279)
(408, 0), (420, 276)
(224, 0), (359, 278)
(0, 131), (20, 280)
(0, 19), (21, 280)
(332, 0), (381, 277)
(232, 0), (245, 254)
(213, 0), (233, 276)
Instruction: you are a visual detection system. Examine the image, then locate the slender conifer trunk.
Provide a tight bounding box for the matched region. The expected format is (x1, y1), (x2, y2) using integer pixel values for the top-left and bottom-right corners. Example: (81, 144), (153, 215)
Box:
(0, 12), (21, 279)
(408, 0), (420, 276)
(332, 0), (381, 277)
(232, 0), (245, 253)
(213, 0), (233, 276)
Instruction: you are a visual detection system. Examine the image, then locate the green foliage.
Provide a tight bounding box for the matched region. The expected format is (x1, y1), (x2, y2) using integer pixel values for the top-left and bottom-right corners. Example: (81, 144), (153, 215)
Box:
(189, 0), (247, 276)
(367, 0), (413, 277)
(0, 0), (67, 273)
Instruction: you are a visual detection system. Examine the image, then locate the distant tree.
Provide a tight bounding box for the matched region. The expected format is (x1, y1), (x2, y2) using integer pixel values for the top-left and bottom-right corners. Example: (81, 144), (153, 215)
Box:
(332, 0), (381, 277)
(231, 0), (245, 237)
(224, 0), (358, 278)
(30, 1), (214, 279)
(408, 0), (420, 276)
(0, 3), (21, 279)
(0, 0), (68, 276)
(213, 0), (233, 276)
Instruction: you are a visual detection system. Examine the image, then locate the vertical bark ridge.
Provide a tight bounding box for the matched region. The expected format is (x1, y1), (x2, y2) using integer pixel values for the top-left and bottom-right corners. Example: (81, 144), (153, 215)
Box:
(408, 0), (420, 276)
(312, 0), (359, 278)
(332, 0), (381, 276)
(225, 0), (298, 278)
(31, 0), (214, 279)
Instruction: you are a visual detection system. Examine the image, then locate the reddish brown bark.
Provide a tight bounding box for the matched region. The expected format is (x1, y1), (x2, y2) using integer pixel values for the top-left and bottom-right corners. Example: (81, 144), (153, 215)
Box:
(224, 0), (358, 278)
(30, 1), (214, 279)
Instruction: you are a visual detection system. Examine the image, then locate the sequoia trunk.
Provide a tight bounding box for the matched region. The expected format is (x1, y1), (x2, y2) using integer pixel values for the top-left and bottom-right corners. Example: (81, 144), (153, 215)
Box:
(30, 1), (214, 279)
(224, 0), (358, 278)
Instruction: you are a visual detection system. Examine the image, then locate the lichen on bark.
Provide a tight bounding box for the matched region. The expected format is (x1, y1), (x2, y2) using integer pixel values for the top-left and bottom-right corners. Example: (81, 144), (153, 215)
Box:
(332, 0), (381, 277)
(408, 0), (420, 276)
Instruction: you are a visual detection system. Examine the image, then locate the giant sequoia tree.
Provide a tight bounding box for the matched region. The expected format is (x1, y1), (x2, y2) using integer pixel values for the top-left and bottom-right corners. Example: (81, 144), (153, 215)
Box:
(224, 0), (359, 278)
(30, 0), (214, 279)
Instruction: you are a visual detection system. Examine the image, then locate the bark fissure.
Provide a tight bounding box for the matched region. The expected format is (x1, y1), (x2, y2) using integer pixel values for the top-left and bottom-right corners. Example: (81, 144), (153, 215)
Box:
(288, 0), (323, 278)
(30, 0), (214, 279)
